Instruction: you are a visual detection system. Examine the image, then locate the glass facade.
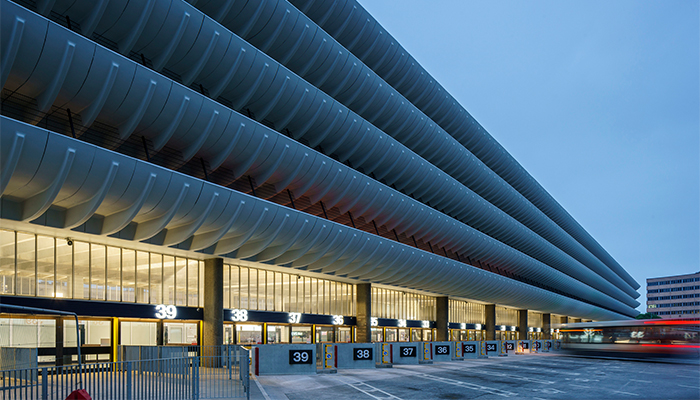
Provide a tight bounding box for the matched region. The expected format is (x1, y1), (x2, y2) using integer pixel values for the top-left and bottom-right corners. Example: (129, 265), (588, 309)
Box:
(371, 287), (435, 321)
(224, 265), (355, 315)
(0, 229), (203, 307)
(496, 307), (518, 326)
(449, 300), (486, 324)
(528, 311), (543, 328)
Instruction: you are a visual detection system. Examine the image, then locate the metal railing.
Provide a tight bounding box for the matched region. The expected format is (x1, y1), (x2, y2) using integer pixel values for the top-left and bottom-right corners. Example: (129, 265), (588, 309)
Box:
(1, 346), (250, 400)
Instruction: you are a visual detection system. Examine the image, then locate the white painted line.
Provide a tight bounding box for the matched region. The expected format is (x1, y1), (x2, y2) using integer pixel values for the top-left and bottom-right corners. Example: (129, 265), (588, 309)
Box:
(677, 384), (700, 389)
(438, 364), (554, 385)
(251, 374), (272, 400)
(629, 379), (652, 383)
(335, 376), (404, 400)
(413, 372), (517, 397)
(568, 384), (593, 389)
(612, 390), (640, 396)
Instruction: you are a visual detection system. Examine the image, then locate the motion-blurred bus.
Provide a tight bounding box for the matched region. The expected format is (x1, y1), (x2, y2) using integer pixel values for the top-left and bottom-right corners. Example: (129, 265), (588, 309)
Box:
(557, 319), (699, 363)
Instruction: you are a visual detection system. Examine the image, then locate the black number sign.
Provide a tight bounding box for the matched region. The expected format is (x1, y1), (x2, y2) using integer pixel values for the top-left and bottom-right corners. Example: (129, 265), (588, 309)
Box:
(535, 341), (541, 349)
(435, 345), (450, 355)
(522, 342), (529, 349)
(289, 350), (313, 364)
(400, 346), (416, 357)
(505, 342), (515, 351)
(463, 344), (476, 354)
(353, 348), (373, 360)
(486, 343), (497, 352)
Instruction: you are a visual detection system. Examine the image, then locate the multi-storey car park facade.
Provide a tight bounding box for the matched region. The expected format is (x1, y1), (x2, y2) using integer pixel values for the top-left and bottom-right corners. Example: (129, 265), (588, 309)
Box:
(647, 272), (700, 318)
(0, 0), (640, 363)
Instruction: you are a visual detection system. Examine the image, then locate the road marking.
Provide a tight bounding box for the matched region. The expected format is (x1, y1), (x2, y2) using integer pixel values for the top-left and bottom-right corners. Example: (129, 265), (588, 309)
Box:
(251, 375), (272, 400)
(439, 364), (554, 385)
(629, 379), (652, 383)
(335, 376), (404, 400)
(569, 384), (593, 389)
(678, 384), (700, 389)
(612, 390), (639, 396)
(412, 372), (517, 397)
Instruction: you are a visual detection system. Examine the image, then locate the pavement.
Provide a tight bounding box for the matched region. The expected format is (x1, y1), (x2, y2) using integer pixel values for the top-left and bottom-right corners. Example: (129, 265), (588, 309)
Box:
(248, 353), (700, 399)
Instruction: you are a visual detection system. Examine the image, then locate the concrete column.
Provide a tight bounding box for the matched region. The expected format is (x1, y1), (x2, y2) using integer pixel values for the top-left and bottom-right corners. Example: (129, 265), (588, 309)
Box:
(355, 283), (372, 343)
(485, 304), (496, 340)
(543, 313), (551, 339)
(203, 258), (224, 348)
(518, 309), (528, 340)
(157, 320), (164, 345)
(436, 297), (449, 341)
(56, 317), (65, 366)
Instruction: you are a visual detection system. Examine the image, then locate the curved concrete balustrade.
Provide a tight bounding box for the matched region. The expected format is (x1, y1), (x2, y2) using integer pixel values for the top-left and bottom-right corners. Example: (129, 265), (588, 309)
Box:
(0, 1), (640, 309)
(4, 0), (639, 301)
(288, 0), (638, 290)
(187, 0), (639, 296)
(0, 117), (637, 318)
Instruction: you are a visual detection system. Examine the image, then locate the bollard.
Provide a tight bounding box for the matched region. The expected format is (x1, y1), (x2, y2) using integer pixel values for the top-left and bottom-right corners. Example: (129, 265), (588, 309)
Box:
(498, 340), (507, 357)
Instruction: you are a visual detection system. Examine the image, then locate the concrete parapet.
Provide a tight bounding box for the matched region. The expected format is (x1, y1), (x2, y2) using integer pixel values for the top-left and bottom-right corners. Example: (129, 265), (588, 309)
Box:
(253, 344), (316, 375)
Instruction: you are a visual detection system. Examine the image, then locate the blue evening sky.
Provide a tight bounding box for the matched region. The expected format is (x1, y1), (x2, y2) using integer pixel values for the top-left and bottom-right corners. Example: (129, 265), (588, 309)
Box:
(357, 0), (699, 312)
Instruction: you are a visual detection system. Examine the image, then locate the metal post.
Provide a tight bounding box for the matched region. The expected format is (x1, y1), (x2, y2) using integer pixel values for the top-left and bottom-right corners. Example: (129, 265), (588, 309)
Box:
(193, 356), (200, 400)
(41, 368), (48, 400)
(126, 361), (132, 400)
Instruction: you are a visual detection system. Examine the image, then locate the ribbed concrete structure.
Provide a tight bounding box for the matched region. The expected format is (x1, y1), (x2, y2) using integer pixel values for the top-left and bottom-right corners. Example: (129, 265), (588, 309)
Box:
(0, 0), (639, 321)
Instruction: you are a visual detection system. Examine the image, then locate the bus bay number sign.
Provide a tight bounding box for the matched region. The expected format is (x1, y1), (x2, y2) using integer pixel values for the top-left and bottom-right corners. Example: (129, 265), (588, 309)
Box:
(289, 350), (313, 364)
(353, 348), (373, 360)
(435, 345), (450, 355)
(463, 344), (476, 353)
(400, 346), (416, 357)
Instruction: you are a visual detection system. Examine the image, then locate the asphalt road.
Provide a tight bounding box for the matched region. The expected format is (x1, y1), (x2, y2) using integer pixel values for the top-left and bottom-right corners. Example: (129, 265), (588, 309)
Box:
(250, 353), (700, 399)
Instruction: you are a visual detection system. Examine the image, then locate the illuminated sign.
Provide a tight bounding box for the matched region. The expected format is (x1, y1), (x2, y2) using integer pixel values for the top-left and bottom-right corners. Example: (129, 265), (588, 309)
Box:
(421, 320), (430, 328)
(398, 319), (407, 328)
(288, 312), (301, 323)
(460, 323), (466, 329)
(231, 309), (248, 322)
(371, 317), (378, 326)
(332, 315), (344, 325)
(155, 305), (177, 319)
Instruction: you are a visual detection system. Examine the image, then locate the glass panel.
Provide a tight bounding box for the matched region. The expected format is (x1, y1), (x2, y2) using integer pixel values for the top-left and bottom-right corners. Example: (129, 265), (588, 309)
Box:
(385, 328), (397, 342)
(223, 264), (230, 309)
(90, 244), (106, 300)
(249, 268), (258, 310)
(16, 232), (35, 296)
(398, 328), (409, 342)
(0, 230), (15, 295)
(310, 278), (318, 314)
(267, 271), (275, 311)
(36, 236), (54, 298)
(122, 249), (136, 302)
(266, 325), (289, 344)
(337, 327), (351, 343)
(55, 239), (71, 299)
(187, 259), (199, 307)
(150, 254), (162, 304)
(120, 321), (157, 346)
(164, 322), (198, 345)
(236, 324), (262, 345)
(136, 251), (149, 303)
(175, 257), (187, 306)
(291, 326), (312, 344)
(230, 265), (239, 309)
(162, 255), (174, 305)
(240, 267), (249, 309)
(315, 326), (334, 343)
(275, 272), (283, 312)
(73, 241), (89, 299)
(412, 329), (422, 341)
(198, 261), (204, 308)
(106, 246), (120, 301)
(371, 327), (383, 342)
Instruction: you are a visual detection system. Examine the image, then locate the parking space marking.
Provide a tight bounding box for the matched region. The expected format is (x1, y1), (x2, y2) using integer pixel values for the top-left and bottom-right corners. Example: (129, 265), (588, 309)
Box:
(612, 390), (639, 397)
(411, 372), (518, 397)
(677, 384), (700, 389)
(438, 364), (554, 385)
(334, 376), (404, 400)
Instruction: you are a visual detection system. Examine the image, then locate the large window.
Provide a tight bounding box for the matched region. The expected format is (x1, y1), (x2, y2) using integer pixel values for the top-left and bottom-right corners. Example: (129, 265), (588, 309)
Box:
(449, 300), (485, 324)
(223, 265), (355, 315)
(0, 229), (202, 307)
(496, 307), (518, 326)
(371, 287), (435, 321)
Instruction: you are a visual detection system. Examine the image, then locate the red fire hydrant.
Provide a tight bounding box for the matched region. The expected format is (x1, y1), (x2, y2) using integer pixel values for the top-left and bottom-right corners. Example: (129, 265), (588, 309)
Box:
(65, 389), (92, 400)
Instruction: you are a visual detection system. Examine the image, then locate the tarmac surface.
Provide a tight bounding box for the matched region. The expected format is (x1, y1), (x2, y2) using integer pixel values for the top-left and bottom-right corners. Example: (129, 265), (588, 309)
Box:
(248, 353), (700, 399)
